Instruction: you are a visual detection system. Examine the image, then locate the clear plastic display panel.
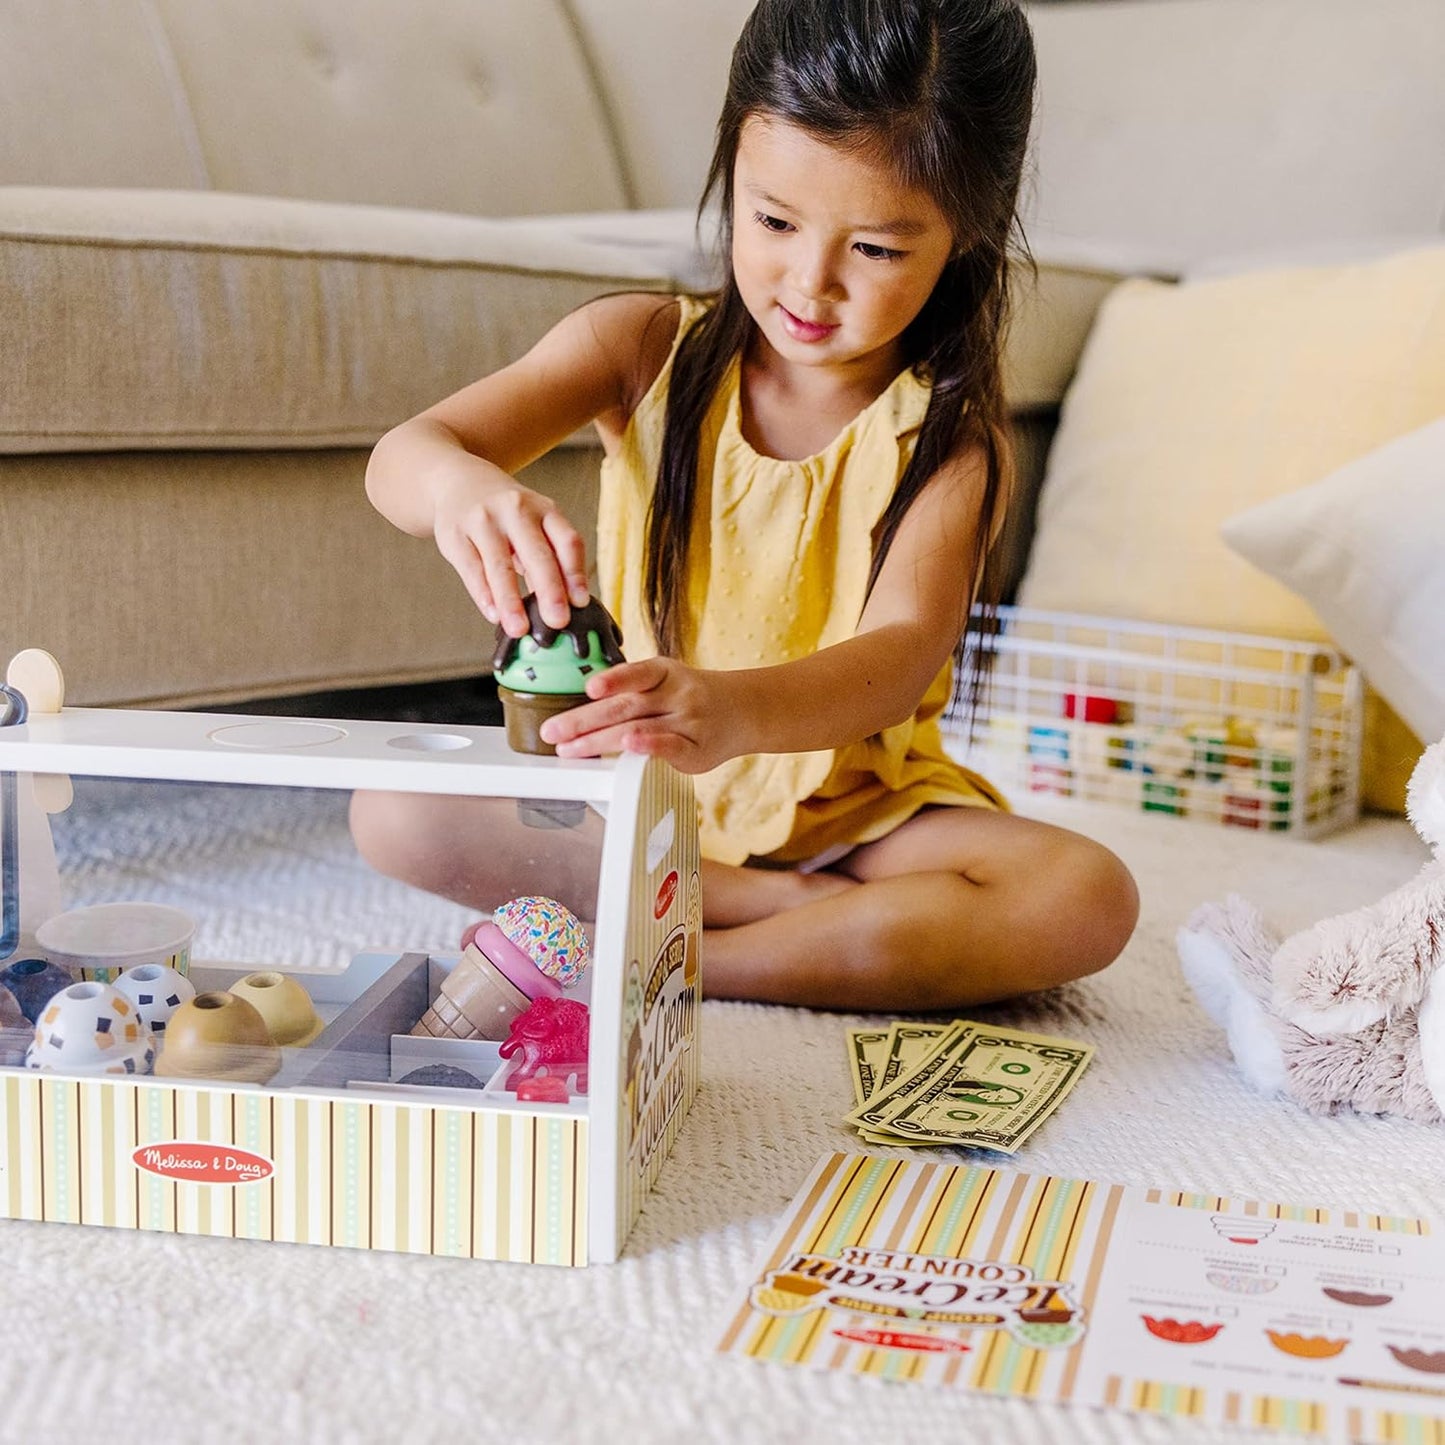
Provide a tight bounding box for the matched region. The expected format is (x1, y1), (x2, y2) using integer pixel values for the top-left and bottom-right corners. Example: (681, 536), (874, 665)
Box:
(2, 777), (604, 1117)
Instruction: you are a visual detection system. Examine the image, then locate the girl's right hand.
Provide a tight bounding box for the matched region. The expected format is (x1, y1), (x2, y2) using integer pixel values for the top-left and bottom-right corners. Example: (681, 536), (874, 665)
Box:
(430, 464), (591, 637)
(366, 295), (678, 635)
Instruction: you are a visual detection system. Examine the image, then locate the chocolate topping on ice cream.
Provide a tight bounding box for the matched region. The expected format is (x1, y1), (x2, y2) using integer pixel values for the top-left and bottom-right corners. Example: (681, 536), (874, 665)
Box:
(491, 596), (625, 686)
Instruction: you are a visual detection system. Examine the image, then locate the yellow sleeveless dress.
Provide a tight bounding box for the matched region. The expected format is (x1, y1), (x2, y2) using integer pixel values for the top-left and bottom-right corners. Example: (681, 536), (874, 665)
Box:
(597, 296), (1006, 867)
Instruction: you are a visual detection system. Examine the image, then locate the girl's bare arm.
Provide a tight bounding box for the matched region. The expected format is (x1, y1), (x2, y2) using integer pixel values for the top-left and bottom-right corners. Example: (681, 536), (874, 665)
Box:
(547, 442), (991, 769)
(365, 293), (677, 635)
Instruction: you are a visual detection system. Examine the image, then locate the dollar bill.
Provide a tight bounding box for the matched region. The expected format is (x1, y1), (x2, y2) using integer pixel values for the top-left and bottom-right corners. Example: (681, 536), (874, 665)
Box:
(857, 1022), (961, 1142)
(845, 1021), (974, 1131)
(871, 1025), (1094, 1152)
(874, 1021), (952, 1097)
(847, 1024), (958, 1143)
(845, 1028), (891, 1109)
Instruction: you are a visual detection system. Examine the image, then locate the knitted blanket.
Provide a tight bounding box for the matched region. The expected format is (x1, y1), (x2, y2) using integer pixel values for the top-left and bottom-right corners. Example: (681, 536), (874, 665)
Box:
(3, 779), (1438, 1445)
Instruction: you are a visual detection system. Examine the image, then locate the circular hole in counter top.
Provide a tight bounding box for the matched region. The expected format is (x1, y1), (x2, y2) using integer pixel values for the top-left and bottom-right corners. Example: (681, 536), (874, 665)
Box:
(386, 732), (474, 752)
(208, 721), (348, 749)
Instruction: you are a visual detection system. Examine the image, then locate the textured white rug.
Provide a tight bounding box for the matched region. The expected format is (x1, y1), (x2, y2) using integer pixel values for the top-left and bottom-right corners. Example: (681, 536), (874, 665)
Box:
(3, 778), (1440, 1445)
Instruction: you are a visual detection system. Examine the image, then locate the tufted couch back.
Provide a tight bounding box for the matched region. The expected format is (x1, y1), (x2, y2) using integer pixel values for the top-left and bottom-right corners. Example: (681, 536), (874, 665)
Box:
(5, 0), (1440, 264)
(0, 0), (750, 217)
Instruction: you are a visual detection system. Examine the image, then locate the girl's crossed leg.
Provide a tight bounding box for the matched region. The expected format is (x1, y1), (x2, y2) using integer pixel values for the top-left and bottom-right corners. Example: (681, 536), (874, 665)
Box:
(350, 793), (1138, 1014)
(348, 791), (605, 925)
(701, 807), (1138, 1011)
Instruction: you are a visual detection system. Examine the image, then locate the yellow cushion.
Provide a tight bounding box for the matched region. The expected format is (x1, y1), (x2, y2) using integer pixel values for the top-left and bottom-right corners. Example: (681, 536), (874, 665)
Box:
(1019, 245), (1445, 810)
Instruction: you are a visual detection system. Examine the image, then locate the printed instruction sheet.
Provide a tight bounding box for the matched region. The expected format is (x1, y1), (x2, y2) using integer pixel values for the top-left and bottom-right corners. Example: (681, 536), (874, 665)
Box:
(716, 1152), (1445, 1443)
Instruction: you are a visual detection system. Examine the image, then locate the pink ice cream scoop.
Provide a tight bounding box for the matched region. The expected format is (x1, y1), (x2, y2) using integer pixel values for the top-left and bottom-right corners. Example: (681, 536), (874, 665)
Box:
(464, 921), (564, 1003)
(463, 896), (592, 990)
(500, 996), (590, 1095)
(418, 896), (591, 1043)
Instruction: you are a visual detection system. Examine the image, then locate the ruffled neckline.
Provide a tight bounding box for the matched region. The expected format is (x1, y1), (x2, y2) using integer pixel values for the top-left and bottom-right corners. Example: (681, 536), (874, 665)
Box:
(720, 354), (931, 469)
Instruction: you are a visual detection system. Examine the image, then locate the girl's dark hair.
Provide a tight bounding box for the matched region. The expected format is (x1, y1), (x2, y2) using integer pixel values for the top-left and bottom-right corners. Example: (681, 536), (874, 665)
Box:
(645, 0), (1036, 710)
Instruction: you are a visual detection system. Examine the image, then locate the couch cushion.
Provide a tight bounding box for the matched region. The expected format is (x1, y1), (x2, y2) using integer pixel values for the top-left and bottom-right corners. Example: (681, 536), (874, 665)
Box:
(0, 187), (1117, 457)
(1004, 247), (1129, 414)
(0, 445), (601, 709)
(492, 210), (726, 294)
(564, 0), (756, 211)
(0, 187), (675, 454)
(0, 1), (204, 190)
(150, 0), (630, 217)
(1222, 420), (1445, 748)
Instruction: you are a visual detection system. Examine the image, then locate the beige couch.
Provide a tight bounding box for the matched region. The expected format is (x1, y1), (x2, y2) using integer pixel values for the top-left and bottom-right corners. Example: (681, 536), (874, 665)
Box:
(2, 0), (1441, 710)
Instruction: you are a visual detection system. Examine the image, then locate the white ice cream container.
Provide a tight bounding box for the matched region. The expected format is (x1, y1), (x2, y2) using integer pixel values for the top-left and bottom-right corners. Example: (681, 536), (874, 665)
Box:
(36, 902), (195, 983)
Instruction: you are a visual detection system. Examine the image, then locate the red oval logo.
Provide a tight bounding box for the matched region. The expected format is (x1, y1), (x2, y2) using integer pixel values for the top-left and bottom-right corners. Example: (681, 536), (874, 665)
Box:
(132, 1142), (274, 1185)
(831, 1328), (971, 1354)
(654, 869), (679, 920)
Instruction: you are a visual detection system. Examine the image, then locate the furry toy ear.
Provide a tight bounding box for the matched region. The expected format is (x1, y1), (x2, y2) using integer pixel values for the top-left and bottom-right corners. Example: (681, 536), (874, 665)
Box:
(1406, 737), (1445, 856)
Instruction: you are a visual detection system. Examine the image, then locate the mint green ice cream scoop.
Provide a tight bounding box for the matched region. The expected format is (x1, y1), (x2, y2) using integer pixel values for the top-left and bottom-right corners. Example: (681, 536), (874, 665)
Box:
(492, 596), (626, 696)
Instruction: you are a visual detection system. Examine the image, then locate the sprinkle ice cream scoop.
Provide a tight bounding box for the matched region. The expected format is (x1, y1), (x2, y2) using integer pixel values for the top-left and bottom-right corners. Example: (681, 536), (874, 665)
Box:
(492, 896), (591, 987)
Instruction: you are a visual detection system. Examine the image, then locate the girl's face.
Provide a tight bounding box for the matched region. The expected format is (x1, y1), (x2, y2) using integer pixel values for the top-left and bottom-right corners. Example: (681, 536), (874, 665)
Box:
(731, 114), (955, 382)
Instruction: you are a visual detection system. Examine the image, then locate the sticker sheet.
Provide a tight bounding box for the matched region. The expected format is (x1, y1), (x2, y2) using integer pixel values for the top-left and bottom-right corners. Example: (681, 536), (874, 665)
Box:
(716, 1153), (1445, 1443)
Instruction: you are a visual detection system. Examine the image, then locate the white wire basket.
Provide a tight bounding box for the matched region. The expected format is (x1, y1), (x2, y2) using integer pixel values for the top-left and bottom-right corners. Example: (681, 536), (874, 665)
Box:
(944, 606), (1364, 837)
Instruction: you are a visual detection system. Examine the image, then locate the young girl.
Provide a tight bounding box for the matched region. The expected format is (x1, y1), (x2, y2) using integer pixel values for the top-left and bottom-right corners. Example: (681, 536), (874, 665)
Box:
(352, 0), (1139, 1011)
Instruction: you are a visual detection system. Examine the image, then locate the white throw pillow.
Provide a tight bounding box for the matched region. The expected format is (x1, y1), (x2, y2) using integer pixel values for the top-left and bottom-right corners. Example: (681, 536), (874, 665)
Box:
(1221, 418), (1445, 745)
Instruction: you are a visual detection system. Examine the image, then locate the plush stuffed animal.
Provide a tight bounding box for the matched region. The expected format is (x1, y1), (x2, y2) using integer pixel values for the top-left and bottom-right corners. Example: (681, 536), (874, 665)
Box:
(1177, 735), (1445, 1124)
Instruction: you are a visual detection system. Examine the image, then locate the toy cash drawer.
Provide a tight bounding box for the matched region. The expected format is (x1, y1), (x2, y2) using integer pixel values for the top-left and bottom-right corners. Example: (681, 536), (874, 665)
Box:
(0, 660), (700, 1266)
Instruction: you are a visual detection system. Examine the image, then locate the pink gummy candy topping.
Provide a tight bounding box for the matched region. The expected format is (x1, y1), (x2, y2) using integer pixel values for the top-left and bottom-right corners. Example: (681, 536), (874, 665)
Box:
(492, 896), (591, 986)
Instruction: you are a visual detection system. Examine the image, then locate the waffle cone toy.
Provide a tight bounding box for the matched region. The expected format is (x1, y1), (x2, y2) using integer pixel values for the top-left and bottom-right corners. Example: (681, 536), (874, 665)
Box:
(416, 924), (560, 1040)
(413, 899), (593, 1042)
(412, 938), (537, 1041)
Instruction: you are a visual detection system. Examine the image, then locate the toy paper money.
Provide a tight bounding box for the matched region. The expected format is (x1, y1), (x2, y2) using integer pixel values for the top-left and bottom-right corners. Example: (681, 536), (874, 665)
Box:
(874, 1021), (951, 1094)
(853, 1021), (968, 1143)
(845, 1021), (973, 1131)
(844, 1028), (890, 1109)
(844, 1020), (1093, 1153)
(872, 1025), (1094, 1152)
(847, 1023), (959, 1142)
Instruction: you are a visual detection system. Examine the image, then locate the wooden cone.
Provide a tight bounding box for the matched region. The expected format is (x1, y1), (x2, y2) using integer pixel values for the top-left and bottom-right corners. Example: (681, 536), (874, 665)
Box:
(411, 944), (530, 1041)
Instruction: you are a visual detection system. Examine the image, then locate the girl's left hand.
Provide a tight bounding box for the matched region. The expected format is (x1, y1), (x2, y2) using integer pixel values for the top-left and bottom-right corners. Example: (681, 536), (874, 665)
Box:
(538, 658), (738, 774)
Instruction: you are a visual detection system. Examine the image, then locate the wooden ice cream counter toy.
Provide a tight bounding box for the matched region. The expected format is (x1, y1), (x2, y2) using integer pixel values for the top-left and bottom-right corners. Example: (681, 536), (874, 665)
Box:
(0, 654), (700, 1266)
